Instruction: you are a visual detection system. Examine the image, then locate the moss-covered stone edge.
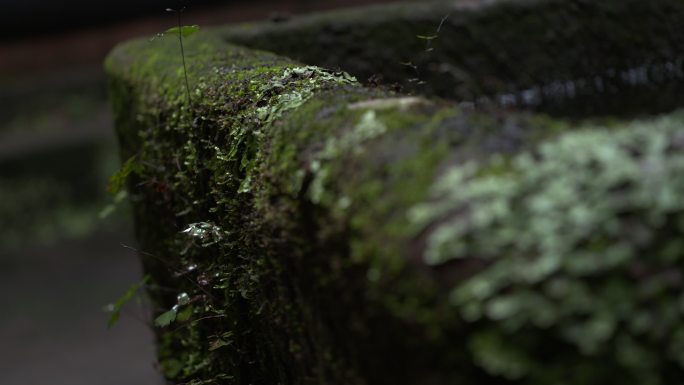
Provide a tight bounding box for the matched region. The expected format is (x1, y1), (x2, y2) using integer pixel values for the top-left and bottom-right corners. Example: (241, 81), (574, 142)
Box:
(106, 6), (684, 385)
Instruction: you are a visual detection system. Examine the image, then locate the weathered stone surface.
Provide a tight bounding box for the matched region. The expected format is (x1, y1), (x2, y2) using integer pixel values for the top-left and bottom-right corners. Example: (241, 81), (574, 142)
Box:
(106, 1), (684, 384)
(223, 0), (684, 116)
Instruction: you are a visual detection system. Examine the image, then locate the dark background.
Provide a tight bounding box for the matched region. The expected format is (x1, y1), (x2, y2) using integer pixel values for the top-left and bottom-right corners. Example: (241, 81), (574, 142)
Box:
(1, 0), (225, 39)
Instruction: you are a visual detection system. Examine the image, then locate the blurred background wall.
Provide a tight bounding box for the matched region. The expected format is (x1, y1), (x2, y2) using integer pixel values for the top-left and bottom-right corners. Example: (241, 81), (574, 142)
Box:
(0, 1), (402, 384)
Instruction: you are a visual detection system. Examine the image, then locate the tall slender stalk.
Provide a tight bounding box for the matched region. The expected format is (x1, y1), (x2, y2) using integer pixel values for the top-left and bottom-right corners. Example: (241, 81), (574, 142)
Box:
(176, 9), (192, 106)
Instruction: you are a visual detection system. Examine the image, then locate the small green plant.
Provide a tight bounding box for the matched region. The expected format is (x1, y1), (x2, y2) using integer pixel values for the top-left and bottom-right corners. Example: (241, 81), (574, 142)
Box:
(106, 155), (142, 195)
(163, 7), (200, 104)
(417, 13), (450, 52)
(401, 13), (450, 87)
(99, 154), (141, 219)
(105, 275), (150, 328)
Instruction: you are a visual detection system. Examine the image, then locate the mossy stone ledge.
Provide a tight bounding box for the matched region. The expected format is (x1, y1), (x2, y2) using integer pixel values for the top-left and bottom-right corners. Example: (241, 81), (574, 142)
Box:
(105, 0), (684, 384)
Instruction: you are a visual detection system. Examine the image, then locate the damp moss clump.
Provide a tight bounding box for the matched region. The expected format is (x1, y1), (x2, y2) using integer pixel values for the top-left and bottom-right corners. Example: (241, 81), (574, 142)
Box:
(105, 30), (555, 383)
(105, 31), (387, 384)
(106, 3), (684, 385)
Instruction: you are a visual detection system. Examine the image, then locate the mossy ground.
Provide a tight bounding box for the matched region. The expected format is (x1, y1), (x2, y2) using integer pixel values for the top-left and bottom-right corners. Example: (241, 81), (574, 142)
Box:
(106, 0), (684, 384)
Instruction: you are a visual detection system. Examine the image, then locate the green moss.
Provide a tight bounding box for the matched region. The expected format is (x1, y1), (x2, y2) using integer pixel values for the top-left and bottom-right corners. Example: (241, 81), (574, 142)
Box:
(106, 31), (392, 385)
(409, 112), (684, 383)
(106, 1), (684, 384)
